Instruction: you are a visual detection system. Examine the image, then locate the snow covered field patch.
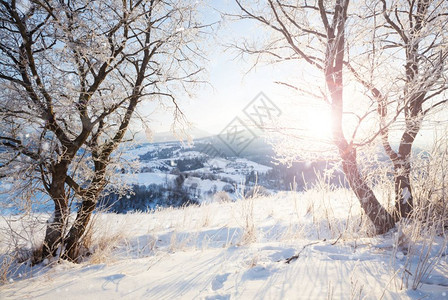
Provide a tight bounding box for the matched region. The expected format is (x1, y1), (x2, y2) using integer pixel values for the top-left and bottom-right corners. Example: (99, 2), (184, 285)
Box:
(1, 191), (447, 299)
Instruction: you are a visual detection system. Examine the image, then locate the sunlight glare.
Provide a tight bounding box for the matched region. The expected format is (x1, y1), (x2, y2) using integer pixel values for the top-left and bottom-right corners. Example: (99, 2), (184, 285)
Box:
(302, 107), (332, 142)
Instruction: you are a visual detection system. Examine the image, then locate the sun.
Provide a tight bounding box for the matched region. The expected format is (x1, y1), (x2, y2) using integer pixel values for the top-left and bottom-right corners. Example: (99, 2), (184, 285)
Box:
(302, 107), (333, 142)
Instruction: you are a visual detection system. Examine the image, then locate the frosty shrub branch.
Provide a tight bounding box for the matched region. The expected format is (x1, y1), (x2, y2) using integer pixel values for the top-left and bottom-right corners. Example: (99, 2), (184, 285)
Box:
(0, 0), (208, 262)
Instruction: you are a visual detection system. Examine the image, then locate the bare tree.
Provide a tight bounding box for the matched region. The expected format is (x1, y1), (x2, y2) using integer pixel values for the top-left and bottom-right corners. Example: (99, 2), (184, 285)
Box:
(346, 0), (448, 219)
(0, 0), (209, 261)
(230, 0), (396, 233)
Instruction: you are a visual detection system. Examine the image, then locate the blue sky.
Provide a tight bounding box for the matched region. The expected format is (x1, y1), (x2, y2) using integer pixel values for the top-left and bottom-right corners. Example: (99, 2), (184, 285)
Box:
(136, 0), (447, 149)
(139, 0), (285, 135)
(140, 0), (319, 137)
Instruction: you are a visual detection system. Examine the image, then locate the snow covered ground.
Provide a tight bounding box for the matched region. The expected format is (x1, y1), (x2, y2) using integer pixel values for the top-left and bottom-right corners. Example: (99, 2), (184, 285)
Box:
(1, 190), (447, 299)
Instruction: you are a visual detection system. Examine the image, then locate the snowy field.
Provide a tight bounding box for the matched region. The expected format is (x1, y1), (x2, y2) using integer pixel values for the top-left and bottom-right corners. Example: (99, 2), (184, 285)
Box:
(1, 190), (447, 299)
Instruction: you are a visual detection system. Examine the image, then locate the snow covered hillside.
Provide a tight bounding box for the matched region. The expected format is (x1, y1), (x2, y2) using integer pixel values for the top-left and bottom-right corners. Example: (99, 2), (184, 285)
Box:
(1, 190), (447, 299)
(103, 140), (277, 211)
(103, 139), (346, 213)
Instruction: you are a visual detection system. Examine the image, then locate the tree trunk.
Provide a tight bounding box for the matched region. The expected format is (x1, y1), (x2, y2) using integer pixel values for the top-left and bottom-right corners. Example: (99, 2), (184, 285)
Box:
(62, 198), (97, 262)
(319, 0), (394, 234)
(340, 146), (395, 234)
(41, 198), (67, 259)
(393, 135), (416, 219)
(394, 172), (413, 219)
(378, 111), (415, 220)
(41, 174), (68, 261)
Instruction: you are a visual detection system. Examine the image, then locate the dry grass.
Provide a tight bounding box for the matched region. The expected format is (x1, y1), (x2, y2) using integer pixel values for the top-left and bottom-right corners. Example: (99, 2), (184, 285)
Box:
(390, 138), (448, 290)
(0, 214), (47, 283)
(0, 254), (14, 284)
(238, 194), (257, 245)
(80, 213), (130, 264)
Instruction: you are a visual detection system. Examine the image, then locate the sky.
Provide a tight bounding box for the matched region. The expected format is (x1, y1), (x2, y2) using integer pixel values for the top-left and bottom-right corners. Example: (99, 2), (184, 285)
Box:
(138, 0), (285, 135)
(136, 0), (447, 150)
(138, 0), (329, 139)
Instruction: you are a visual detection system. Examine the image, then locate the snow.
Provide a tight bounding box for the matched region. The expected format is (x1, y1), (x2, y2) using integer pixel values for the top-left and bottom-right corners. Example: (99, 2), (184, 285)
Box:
(204, 157), (229, 169)
(41, 142), (50, 151)
(1, 191), (447, 299)
(183, 176), (228, 193)
(396, 251), (405, 260)
(402, 187), (411, 204)
(234, 158), (272, 173)
(129, 172), (177, 186)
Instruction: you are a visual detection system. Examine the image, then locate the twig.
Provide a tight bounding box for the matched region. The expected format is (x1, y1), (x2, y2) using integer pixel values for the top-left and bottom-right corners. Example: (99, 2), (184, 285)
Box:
(284, 241), (321, 264)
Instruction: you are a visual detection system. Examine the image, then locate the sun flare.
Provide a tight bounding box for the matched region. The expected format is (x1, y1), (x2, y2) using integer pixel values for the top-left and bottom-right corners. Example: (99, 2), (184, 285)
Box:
(302, 108), (332, 142)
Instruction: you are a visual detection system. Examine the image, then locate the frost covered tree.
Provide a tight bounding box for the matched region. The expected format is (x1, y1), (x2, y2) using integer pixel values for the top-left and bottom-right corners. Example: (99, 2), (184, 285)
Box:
(231, 0), (447, 233)
(0, 0), (208, 261)
(231, 0), (396, 233)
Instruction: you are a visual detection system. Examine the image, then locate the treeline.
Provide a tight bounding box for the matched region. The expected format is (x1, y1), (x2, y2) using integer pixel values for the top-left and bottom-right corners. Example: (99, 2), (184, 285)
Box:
(246, 161), (347, 191)
(100, 178), (199, 213)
